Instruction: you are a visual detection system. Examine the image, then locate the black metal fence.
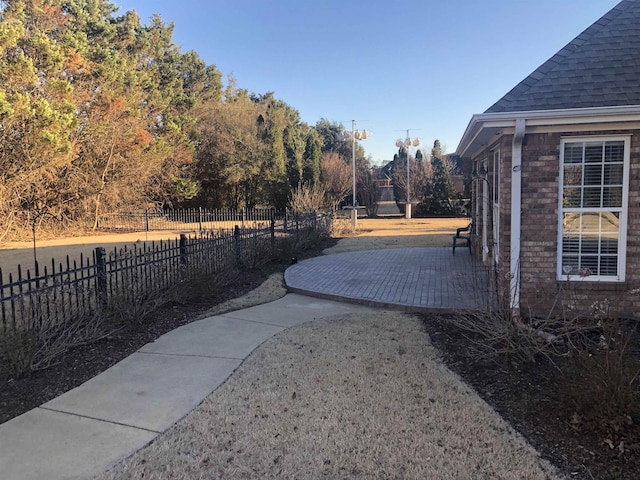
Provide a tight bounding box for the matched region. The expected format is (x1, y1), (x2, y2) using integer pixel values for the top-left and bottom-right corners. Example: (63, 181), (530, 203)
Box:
(97, 208), (283, 233)
(0, 211), (327, 349)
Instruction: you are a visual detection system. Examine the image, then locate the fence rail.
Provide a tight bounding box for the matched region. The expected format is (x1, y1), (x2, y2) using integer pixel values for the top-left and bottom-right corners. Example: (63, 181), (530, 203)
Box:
(1, 211), (327, 350)
(97, 208), (285, 233)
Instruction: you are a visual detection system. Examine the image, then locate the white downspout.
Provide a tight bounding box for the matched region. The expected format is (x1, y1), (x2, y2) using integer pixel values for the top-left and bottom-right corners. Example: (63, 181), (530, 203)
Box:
(510, 119), (526, 313)
(482, 162), (489, 264)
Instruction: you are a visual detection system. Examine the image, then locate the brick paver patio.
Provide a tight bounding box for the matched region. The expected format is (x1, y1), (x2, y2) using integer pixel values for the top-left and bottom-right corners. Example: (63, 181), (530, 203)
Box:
(285, 247), (488, 313)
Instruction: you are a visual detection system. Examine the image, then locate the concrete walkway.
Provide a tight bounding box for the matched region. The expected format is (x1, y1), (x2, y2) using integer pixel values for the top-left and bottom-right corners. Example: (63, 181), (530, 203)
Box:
(0, 247), (485, 480)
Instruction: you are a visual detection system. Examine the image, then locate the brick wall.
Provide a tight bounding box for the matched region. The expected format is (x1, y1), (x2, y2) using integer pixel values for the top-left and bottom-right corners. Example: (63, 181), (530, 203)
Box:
(471, 129), (640, 318)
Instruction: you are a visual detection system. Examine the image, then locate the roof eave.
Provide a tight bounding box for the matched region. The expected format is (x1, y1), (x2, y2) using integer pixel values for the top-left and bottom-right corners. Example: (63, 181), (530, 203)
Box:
(456, 104), (640, 157)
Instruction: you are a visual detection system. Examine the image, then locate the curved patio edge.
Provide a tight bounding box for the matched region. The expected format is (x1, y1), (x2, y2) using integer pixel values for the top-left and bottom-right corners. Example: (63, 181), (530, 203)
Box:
(284, 247), (488, 314)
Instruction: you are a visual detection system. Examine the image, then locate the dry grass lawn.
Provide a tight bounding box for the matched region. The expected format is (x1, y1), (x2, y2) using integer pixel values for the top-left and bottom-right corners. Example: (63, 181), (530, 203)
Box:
(97, 216), (563, 479)
(100, 313), (560, 480)
(327, 217), (468, 254)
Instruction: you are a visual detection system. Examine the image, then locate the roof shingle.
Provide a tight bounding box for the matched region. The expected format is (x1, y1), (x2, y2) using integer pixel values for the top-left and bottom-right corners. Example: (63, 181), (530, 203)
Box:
(486, 0), (640, 113)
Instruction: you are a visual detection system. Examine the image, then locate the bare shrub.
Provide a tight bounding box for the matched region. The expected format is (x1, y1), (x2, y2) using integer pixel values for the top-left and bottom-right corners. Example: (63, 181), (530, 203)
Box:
(31, 310), (112, 372)
(441, 264), (640, 429)
(105, 284), (181, 326)
(560, 317), (640, 428)
(441, 264), (556, 364)
(358, 167), (380, 218)
(0, 286), (114, 379)
(0, 330), (37, 379)
(330, 218), (356, 238)
(289, 182), (326, 215)
(321, 152), (351, 212)
(273, 214), (331, 263)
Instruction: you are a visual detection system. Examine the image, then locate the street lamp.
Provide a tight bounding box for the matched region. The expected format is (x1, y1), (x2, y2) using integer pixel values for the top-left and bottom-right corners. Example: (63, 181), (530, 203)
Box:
(395, 130), (420, 219)
(338, 120), (370, 226)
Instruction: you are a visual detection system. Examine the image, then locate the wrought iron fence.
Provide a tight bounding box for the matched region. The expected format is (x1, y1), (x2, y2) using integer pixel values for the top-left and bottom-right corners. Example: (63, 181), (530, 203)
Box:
(0, 211), (327, 344)
(97, 208), (284, 233)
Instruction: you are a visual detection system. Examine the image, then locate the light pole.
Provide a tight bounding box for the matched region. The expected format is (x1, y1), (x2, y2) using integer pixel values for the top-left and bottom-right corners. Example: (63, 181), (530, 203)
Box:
(338, 120), (369, 227)
(395, 130), (420, 219)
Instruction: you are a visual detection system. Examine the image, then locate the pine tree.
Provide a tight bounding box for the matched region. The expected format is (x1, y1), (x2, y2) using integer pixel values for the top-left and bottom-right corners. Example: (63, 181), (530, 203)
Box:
(420, 140), (457, 215)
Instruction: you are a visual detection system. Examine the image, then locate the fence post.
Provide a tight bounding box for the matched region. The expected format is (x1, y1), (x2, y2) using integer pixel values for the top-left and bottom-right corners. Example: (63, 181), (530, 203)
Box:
(180, 234), (187, 269)
(94, 247), (107, 307)
(234, 225), (242, 267)
(198, 207), (203, 232)
(283, 210), (288, 233)
(270, 218), (275, 255)
(145, 209), (149, 232)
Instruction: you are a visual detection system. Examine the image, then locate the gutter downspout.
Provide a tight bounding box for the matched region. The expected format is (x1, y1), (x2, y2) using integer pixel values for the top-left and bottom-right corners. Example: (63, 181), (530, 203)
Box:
(510, 119), (526, 315)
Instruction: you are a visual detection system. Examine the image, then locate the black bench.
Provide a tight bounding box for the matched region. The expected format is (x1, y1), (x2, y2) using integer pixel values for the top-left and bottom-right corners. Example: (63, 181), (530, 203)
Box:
(452, 222), (472, 255)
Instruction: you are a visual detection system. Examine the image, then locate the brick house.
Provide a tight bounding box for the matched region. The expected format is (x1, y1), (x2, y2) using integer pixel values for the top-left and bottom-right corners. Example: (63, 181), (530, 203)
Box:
(456, 0), (640, 317)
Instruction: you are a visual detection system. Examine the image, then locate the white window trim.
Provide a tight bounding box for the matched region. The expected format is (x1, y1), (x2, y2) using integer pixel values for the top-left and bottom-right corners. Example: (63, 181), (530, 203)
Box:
(556, 135), (630, 282)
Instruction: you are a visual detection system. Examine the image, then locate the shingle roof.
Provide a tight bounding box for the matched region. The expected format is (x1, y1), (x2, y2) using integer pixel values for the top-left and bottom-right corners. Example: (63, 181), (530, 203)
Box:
(486, 0), (640, 113)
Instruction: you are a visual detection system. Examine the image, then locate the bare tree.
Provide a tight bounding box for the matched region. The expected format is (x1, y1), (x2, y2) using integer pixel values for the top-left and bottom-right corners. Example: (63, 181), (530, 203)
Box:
(358, 162), (381, 217)
(320, 152), (351, 212)
(392, 153), (432, 210)
(289, 182), (326, 215)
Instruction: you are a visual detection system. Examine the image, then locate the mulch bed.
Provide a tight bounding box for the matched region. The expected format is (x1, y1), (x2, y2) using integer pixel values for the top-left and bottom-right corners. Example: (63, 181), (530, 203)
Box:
(422, 314), (640, 480)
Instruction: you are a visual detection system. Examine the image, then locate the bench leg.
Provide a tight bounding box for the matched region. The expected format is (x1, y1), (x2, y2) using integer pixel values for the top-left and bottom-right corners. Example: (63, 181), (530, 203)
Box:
(452, 236), (457, 255)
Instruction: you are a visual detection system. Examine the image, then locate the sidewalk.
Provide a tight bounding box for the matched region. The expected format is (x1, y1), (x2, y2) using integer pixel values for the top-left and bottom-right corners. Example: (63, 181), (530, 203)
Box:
(0, 247), (483, 480)
(0, 294), (377, 480)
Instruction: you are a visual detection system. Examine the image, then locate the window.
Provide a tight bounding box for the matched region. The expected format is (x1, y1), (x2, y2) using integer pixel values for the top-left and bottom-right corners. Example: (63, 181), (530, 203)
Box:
(558, 137), (629, 281)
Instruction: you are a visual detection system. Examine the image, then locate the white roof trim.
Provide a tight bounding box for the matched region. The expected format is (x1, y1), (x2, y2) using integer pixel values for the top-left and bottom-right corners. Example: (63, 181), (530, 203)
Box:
(456, 104), (640, 157)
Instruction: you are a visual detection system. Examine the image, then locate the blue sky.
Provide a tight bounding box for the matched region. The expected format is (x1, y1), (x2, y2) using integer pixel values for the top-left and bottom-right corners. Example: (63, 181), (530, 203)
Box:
(114, 0), (621, 164)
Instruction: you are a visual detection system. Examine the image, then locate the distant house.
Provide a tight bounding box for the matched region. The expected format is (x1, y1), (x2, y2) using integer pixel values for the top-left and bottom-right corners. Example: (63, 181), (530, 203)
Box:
(456, 0), (640, 317)
(375, 160), (394, 188)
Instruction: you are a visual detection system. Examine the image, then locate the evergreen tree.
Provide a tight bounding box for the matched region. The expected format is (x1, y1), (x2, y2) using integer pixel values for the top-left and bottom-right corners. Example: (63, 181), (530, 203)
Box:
(302, 129), (322, 185)
(0, 0), (376, 237)
(0, 0), (79, 231)
(418, 140), (458, 215)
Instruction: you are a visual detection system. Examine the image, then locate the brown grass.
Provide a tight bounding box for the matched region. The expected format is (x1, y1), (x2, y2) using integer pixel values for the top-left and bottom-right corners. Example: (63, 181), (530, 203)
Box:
(326, 217), (468, 254)
(99, 313), (560, 479)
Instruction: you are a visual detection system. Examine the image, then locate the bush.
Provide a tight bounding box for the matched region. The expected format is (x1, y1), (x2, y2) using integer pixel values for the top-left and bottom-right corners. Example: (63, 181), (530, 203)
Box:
(560, 318), (640, 428)
(0, 294), (113, 380)
(440, 270), (640, 430)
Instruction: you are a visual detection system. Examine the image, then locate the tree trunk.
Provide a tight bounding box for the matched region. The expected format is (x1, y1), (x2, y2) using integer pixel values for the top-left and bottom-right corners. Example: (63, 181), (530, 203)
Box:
(92, 144), (116, 230)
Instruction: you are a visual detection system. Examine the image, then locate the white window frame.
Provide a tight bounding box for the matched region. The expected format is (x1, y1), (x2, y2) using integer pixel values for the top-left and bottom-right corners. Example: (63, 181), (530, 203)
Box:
(557, 135), (630, 282)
